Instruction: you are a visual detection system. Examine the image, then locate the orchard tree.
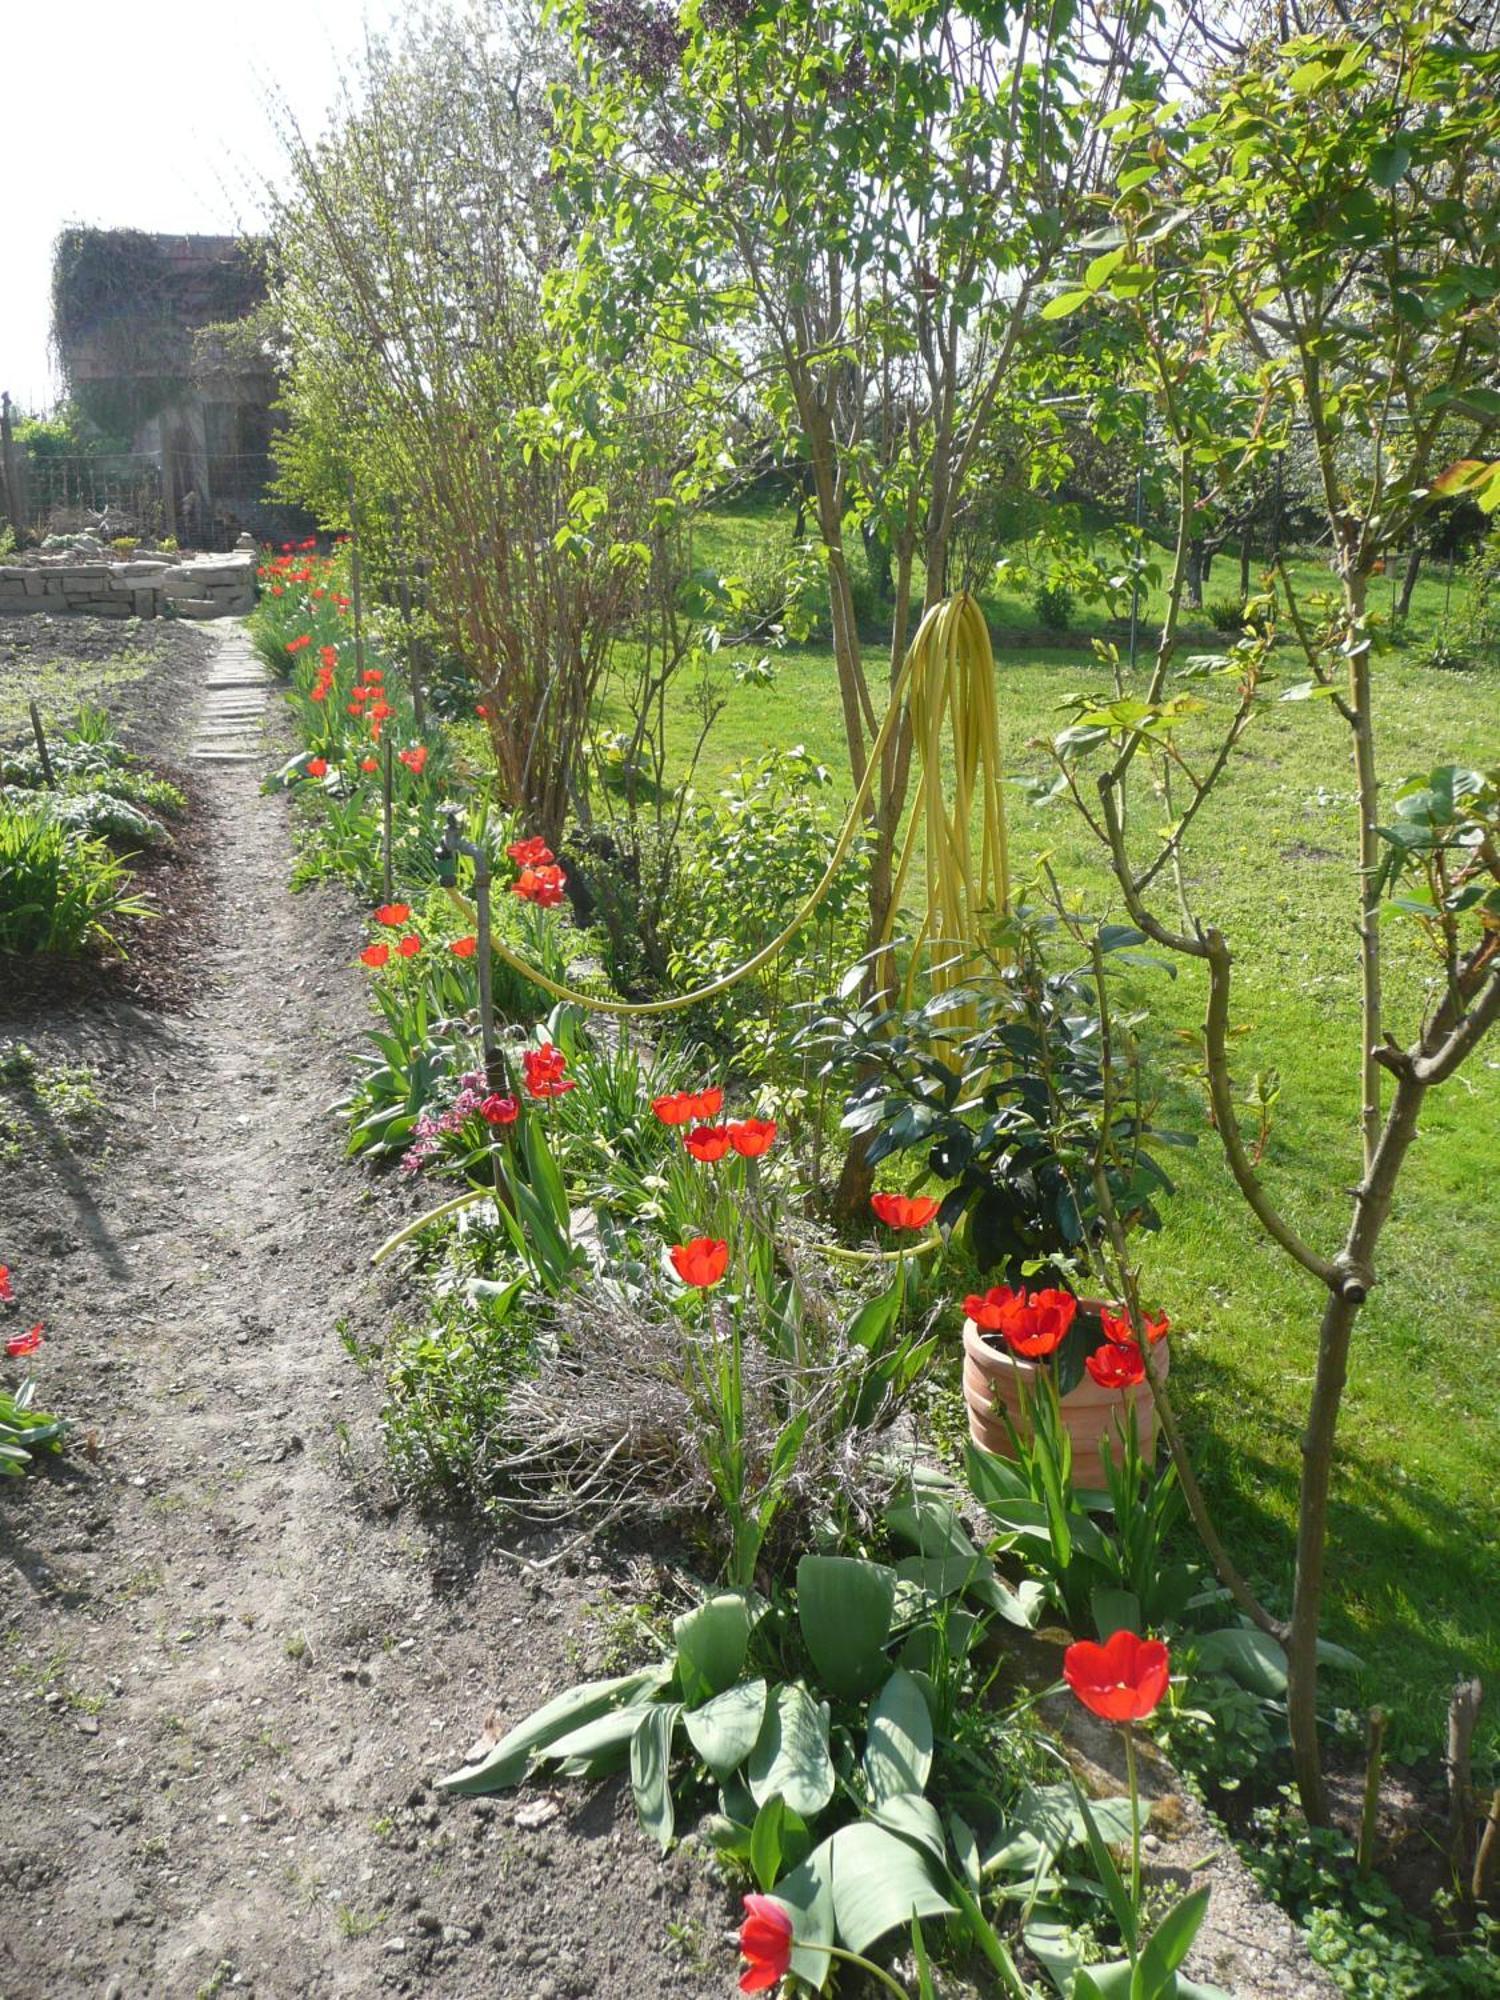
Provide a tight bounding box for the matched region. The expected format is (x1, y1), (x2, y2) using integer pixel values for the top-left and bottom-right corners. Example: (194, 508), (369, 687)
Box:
(550, 0), (1163, 964)
(1044, 0), (1500, 1822)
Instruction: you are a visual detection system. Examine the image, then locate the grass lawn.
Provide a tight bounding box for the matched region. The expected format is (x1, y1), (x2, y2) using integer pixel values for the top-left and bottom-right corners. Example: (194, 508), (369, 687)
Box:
(593, 502), (1500, 1758)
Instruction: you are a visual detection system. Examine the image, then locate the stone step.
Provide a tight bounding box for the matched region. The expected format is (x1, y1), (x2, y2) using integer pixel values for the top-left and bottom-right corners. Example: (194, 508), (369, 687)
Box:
(189, 748), (264, 763)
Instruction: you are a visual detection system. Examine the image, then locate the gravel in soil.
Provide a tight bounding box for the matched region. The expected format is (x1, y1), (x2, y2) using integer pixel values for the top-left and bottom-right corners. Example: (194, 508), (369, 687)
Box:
(0, 627), (730, 2000)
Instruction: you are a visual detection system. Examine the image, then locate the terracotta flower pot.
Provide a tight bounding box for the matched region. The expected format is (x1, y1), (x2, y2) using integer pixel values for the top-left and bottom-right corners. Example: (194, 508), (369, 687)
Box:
(961, 1315), (1168, 1491)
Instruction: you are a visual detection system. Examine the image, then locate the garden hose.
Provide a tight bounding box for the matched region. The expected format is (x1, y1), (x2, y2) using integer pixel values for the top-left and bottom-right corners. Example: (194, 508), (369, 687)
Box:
(443, 591), (1011, 1019)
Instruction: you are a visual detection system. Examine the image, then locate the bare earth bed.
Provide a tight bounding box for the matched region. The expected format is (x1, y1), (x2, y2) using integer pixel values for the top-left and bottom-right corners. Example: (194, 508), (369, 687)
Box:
(0, 632), (727, 2000)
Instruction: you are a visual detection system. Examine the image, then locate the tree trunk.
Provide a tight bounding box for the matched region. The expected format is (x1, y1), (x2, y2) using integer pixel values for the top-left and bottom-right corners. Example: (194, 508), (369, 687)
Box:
(1186, 539), (1206, 608)
(1286, 1055), (1426, 1823)
(1397, 545), (1423, 622)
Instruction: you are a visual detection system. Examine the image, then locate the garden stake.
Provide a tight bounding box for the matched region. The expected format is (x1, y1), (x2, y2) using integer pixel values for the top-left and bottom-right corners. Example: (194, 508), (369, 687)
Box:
(382, 735), (394, 906)
(1473, 1786), (1500, 1909)
(1356, 1707), (1386, 1873)
(347, 471), (367, 691)
(27, 700), (54, 788)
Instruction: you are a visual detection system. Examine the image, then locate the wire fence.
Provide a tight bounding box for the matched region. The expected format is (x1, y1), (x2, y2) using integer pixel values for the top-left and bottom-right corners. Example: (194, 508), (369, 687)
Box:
(11, 450), (281, 549)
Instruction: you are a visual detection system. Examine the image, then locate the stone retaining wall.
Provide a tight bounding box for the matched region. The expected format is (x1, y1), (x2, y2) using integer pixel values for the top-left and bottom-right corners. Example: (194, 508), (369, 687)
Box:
(0, 546), (256, 621)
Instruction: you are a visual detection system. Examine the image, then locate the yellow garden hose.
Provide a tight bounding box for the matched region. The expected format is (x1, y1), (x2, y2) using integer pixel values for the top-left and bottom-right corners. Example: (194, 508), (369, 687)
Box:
(444, 592), (1011, 1019)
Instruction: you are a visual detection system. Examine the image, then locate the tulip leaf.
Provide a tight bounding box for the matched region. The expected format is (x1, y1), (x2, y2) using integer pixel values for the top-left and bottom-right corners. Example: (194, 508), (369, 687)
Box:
(629, 1701), (680, 1852)
(1138, 1886), (1211, 1988)
(863, 1669), (934, 1803)
(547, 1703), (659, 1777)
(826, 1822), (957, 1955)
(675, 1591), (753, 1705)
(868, 1790), (947, 1863)
(772, 1837), (837, 1988)
(748, 1683), (836, 1819)
(435, 1665), (670, 1794)
(749, 1792), (812, 1892)
(796, 1556), (897, 1699)
(683, 1677), (768, 1780)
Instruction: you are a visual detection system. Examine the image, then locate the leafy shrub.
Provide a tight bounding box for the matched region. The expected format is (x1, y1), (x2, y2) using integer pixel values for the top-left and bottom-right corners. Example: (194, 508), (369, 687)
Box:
(382, 1284), (541, 1505)
(1205, 596), (1248, 632)
(1032, 581), (1074, 632)
(0, 807), (148, 955)
(666, 749), (868, 1067)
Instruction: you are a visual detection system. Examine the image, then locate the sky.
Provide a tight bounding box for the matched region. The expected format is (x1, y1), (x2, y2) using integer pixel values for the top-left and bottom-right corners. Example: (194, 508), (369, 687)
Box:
(0, 0), (401, 413)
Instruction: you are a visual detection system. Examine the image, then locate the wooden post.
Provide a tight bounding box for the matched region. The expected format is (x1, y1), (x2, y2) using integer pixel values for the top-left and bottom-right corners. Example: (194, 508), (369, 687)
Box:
(382, 734), (395, 907)
(1447, 1677), (1483, 1876)
(0, 392), (27, 545)
(1356, 1708), (1386, 1873)
(28, 700), (55, 787)
(347, 471), (367, 690)
(394, 500), (425, 731)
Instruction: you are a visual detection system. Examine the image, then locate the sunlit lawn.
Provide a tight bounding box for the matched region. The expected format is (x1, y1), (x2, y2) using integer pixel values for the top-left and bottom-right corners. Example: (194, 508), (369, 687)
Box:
(593, 504), (1500, 1756)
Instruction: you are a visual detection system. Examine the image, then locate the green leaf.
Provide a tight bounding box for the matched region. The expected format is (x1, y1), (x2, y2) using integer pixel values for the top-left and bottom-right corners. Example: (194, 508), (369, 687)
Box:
(749, 1793), (812, 1892)
(1074, 1783), (1138, 1954)
(683, 1678), (768, 1780)
(1041, 289), (1094, 320)
(773, 1841), (836, 1986)
(1092, 1587), (1142, 1641)
(797, 1556), (897, 1699)
(1137, 1886), (1211, 1991)
(747, 1683), (836, 1819)
(675, 1592), (753, 1705)
(546, 1704), (657, 1777)
(1194, 1626), (1287, 1698)
(911, 1914), (937, 2000)
(1370, 140), (1411, 187)
(864, 1669), (935, 1803)
(434, 1665), (669, 1795)
(826, 1823), (957, 1955)
(630, 1702), (680, 1852)
(869, 1790), (948, 1864)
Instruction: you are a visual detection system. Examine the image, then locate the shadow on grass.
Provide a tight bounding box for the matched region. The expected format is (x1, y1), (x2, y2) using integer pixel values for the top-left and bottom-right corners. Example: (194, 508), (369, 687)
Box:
(1176, 1343), (1500, 1741)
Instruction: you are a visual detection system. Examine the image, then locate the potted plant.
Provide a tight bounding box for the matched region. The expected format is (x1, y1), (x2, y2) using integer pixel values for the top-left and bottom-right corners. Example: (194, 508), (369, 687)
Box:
(809, 917), (1184, 1484)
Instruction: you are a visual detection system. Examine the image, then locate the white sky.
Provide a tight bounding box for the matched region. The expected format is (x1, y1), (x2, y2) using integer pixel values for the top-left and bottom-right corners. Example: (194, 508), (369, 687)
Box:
(0, 0), (399, 413)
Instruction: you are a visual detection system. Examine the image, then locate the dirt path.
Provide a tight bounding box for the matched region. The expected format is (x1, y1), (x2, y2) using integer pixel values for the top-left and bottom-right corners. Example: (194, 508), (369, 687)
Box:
(1, 627), (725, 2000)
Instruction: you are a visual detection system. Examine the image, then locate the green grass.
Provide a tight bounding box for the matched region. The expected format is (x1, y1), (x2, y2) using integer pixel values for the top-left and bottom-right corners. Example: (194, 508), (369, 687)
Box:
(591, 502), (1500, 1758)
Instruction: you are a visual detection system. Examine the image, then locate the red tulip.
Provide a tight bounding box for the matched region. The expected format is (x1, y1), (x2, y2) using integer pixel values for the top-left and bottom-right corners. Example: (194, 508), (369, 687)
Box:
(319, 644), (338, 669)
(871, 1192), (940, 1231)
(285, 634), (311, 654)
(1063, 1629), (1171, 1722)
(684, 1124), (732, 1162)
(396, 935), (421, 959)
(512, 864), (567, 908)
(689, 1086), (724, 1119)
(398, 745), (428, 775)
(506, 835), (556, 868)
(480, 1094), (519, 1126)
(305, 757), (328, 779)
(375, 903), (411, 926)
(964, 1285), (1077, 1358)
(670, 1238), (729, 1289)
(450, 936), (478, 958)
(651, 1091), (696, 1126)
(359, 943), (390, 969)
(0, 1264), (11, 1303)
(360, 757), (378, 772)
(309, 684), (327, 702)
(523, 1044), (575, 1099)
(5, 1324), (43, 1360)
(728, 1118), (777, 1158)
(1085, 1340), (1145, 1390)
(737, 1894), (794, 1993)
(1101, 1306), (1171, 1347)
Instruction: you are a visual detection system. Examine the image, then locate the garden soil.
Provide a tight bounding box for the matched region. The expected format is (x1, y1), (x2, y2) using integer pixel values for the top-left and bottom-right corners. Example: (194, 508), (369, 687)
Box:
(0, 627), (728, 2000)
(0, 622), (1339, 2000)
